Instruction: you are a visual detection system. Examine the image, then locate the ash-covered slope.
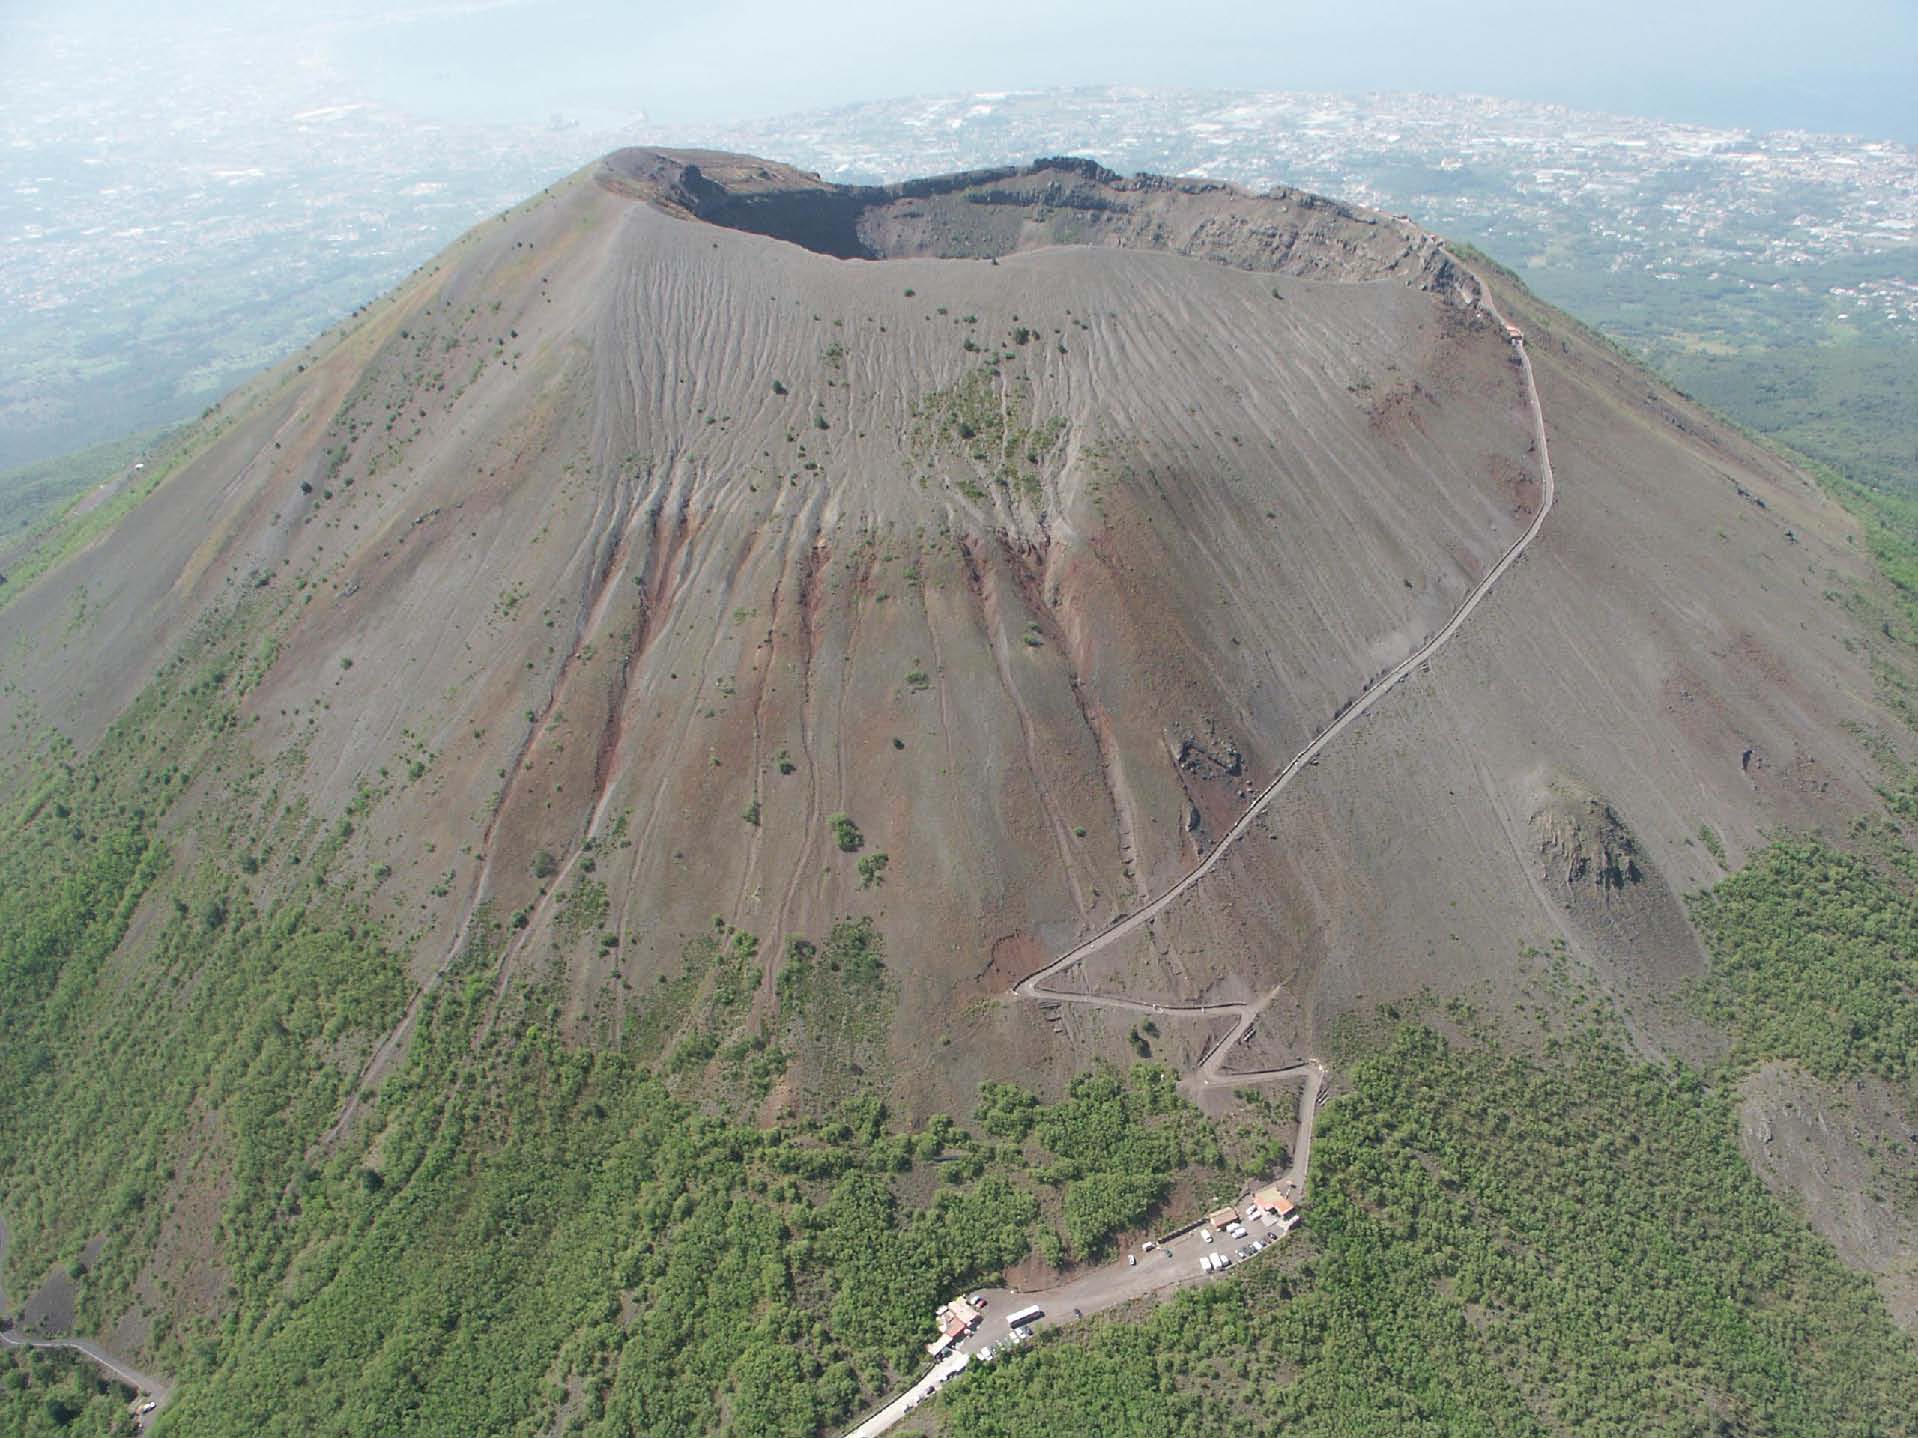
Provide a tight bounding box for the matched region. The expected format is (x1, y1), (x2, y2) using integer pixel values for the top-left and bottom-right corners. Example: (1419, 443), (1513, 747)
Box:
(0, 148), (1885, 1126)
(1056, 271), (1882, 1079)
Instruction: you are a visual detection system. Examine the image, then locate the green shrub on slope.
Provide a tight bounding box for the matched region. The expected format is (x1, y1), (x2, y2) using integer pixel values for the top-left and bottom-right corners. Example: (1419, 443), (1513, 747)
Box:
(1691, 837), (1918, 1089)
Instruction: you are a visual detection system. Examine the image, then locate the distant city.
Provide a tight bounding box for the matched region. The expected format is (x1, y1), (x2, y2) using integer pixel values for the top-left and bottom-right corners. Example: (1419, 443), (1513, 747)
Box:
(697, 89), (1917, 337)
(0, 17), (623, 471)
(3, 77), (1913, 472)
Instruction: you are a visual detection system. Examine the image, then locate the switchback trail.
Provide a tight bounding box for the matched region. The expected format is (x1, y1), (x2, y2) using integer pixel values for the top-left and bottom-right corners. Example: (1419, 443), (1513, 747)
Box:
(839, 260), (1554, 1438)
(1016, 260), (1553, 1095)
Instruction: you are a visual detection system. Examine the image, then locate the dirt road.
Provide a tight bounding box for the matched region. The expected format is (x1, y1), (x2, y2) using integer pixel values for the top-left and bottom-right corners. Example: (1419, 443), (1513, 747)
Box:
(0, 1214), (171, 1407)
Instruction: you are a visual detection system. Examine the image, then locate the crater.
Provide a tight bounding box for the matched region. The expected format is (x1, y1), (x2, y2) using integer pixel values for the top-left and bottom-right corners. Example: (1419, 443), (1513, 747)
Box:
(597, 146), (1451, 286)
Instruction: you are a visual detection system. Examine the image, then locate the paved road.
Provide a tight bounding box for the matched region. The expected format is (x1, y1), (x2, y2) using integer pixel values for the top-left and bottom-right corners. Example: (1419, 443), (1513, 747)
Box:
(845, 1350), (973, 1438)
(0, 1215), (172, 1409)
(839, 260), (1554, 1438)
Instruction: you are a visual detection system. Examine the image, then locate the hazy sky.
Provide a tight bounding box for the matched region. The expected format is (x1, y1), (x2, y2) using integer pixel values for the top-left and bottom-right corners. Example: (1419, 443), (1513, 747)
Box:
(348, 0), (1916, 138)
(3, 0), (1916, 140)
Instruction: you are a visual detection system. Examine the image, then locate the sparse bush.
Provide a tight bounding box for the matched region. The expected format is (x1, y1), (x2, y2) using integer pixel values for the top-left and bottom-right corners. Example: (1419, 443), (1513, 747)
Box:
(828, 814), (863, 853)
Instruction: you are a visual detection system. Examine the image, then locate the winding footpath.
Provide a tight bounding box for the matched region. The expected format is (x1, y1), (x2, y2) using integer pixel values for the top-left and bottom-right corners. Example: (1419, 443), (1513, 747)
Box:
(842, 263), (1555, 1438)
(1016, 262), (1554, 1096)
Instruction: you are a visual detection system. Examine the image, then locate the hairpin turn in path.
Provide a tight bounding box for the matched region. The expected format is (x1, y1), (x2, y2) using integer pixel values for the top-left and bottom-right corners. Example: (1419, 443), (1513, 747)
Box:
(1014, 258), (1555, 1118)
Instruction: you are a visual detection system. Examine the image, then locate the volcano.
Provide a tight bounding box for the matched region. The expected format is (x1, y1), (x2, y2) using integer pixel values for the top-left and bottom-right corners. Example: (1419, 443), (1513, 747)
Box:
(0, 150), (1902, 1424)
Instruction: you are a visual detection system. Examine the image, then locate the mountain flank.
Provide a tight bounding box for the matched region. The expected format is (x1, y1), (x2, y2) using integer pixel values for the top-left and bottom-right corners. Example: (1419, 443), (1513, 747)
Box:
(1, 150), (1915, 1430)
(0, 150), (1562, 1114)
(0, 148), (1884, 1108)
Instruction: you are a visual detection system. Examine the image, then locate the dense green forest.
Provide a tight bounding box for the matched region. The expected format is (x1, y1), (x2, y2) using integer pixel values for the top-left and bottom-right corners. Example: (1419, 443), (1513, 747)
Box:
(1692, 837), (1918, 1090)
(145, 1005), (1228, 1436)
(1657, 342), (1918, 498)
(0, 1348), (137, 1437)
(936, 1024), (1918, 1438)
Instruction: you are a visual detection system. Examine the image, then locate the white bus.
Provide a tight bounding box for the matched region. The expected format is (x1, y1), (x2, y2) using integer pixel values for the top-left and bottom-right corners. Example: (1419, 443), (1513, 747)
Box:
(1003, 1304), (1044, 1329)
